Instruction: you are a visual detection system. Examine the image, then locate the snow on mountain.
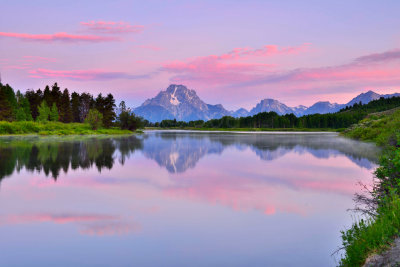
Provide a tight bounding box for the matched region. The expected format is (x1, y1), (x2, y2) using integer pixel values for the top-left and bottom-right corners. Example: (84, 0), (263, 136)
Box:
(134, 86), (400, 122)
(249, 99), (293, 116)
(232, 108), (249, 118)
(134, 84), (230, 122)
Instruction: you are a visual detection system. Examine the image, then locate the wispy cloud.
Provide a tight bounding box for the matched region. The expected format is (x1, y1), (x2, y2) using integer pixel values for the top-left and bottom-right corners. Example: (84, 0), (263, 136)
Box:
(29, 68), (151, 81)
(162, 45), (400, 94)
(234, 49), (400, 88)
(80, 21), (144, 34)
(4, 213), (116, 224)
(354, 49), (400, 64)
(162, 44), (310, 85)
(0, 32), (118, 43)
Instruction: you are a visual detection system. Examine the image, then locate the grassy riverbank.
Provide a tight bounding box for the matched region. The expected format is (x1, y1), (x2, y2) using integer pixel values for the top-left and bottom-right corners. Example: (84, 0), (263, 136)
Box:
(0, 121), (133, 136)
(339, 109), (400, 266)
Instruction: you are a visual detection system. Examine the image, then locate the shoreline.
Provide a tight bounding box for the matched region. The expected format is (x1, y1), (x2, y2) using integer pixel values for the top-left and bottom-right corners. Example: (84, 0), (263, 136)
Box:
(144, 129), (339, 135)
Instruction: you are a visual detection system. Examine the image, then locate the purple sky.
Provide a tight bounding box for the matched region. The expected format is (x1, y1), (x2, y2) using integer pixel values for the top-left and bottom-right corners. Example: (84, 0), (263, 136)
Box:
(1, 0), (400, 110)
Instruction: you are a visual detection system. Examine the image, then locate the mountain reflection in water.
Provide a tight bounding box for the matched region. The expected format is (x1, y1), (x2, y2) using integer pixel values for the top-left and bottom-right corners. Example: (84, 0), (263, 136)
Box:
(0, 132), (379, 183)
(0, 131), (380, 266)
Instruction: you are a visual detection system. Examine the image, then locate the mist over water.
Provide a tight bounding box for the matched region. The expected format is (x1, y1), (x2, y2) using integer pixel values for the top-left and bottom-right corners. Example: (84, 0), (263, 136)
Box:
(0, 132), (379, 266)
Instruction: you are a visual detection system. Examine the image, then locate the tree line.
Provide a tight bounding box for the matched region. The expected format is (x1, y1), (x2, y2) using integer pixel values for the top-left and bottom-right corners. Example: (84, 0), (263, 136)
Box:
(0, 82), (143, 130)
(155, 96), (400, 129)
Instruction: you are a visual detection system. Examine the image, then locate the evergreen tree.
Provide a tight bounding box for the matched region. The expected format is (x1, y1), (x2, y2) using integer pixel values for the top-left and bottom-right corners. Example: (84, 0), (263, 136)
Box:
(79, 93), (93, 123)
(95, 94), (105, 115)
(50, 103), (59, 122)
(26, 89), (42, 120)
(59, 88), (72, 123)
(37, 101), (50, 122)
(16, 90), (33, 121)
(71, 92), (80, 122)
(0, 84), (14, 121)
(50, 83), (62, 107)
(103, 93), (116, 128)
(1, 83), (17, 120)
(43, 85), (52, 107)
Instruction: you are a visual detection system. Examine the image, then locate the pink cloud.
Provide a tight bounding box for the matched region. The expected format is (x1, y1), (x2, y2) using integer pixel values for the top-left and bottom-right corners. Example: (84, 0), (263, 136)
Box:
(0, 31), (117, 42)
(80, 21), (144, 34)
(208, 43), (310, 61)
(162, 46), (400, 101)
(162, 44), (309, 86)
(236, 59), (400, 88)
(4, 213), (116, 224)
(29, 68), (151, 81)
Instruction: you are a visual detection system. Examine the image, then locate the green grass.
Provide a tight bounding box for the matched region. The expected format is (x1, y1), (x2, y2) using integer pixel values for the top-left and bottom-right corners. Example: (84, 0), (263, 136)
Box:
(0, 121), (133, 135)
(340, 193), (400, 266)
(146, 127), (341, 132)
(339, 109), (400, 266)
(342, 109), (400, 146)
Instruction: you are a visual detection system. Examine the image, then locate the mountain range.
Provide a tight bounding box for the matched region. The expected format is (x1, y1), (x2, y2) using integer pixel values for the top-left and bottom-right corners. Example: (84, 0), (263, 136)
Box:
(134, 84), (400, 122)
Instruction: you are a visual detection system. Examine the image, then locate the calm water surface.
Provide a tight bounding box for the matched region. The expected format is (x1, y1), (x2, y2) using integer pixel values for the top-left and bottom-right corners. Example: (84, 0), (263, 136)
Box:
(0, 131), (379, 266)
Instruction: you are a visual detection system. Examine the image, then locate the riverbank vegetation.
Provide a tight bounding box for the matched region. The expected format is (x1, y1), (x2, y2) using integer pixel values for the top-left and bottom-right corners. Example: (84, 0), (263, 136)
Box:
(339, 109), (400, 266)
(0, 82), (143, 135)
(0, 121), (132, 135)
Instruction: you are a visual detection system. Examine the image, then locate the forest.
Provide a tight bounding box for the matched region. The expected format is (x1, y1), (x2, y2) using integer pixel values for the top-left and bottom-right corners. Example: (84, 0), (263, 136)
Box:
(0, 82), (142, 132)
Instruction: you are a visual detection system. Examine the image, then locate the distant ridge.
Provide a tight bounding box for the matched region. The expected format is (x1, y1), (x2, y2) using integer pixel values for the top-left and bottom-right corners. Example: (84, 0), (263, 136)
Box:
(134, 84), (400, 122)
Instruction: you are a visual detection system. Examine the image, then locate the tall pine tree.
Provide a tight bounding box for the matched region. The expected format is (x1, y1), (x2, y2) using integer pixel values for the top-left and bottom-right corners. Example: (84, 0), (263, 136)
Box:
(71, 92), (80, 122)
(103, 94), (116, 128)
(59, 88), (72, 123)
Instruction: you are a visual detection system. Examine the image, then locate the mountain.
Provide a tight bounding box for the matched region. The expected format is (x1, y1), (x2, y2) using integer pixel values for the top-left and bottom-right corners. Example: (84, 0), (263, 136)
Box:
(134, 85), (400, 122)
(134, 84), (230, 122)
(249, 99), (293, 116)
(346, 90), (400, 107)
(232, 108), (249, 118)
(346, 90), (381, 107)
(302, 101), (343, 115)
(292, 105), (308, 116)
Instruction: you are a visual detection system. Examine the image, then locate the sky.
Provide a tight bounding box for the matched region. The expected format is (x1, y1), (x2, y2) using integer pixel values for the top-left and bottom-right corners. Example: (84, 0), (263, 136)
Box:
(1, 0), (400, 110)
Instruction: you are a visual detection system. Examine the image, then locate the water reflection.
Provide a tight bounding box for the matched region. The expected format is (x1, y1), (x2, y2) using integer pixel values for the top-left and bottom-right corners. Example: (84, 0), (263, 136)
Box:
(0, 132), (378, 183)
(142, 131), (379, 173)
(0, 131), (380, 266)
(0, 135), (142, 182)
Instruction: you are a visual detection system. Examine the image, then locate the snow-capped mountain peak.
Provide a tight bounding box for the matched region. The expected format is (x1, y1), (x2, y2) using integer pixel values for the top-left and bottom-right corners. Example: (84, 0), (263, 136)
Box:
(134, 85), (400, 122)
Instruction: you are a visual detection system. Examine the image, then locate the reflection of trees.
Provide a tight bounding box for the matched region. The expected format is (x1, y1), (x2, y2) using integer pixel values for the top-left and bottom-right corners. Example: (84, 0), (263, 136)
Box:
(0, 132), (380, 183)
(0, 135), (143, 182)
(141, 132), (380, 173)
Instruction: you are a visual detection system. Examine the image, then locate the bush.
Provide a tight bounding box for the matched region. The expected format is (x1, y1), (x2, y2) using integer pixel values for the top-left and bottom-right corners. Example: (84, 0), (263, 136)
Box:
(340, 192), (400, 266)
(85, 109), (103, 130)
(37, 101), (50, 122)
(119, 111), (142, 131)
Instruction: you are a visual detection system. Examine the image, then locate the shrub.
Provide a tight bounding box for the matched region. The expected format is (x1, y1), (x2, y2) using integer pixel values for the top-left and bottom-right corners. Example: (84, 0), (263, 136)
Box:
(50, 103), (59, 122)
(85, 109), (103, 130)
(37, 101), (50, 122)
(119, 111), (142, 131)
